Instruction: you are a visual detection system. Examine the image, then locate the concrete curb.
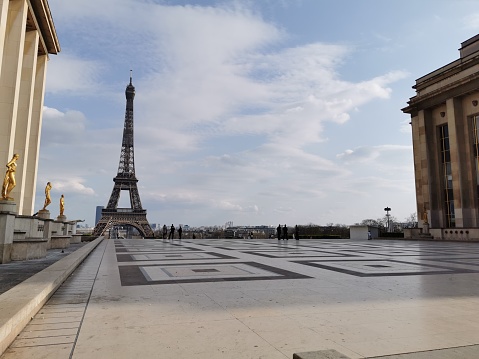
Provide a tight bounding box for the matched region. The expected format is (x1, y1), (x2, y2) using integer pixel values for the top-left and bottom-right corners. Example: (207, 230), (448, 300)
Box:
(0, 236), (104, 355)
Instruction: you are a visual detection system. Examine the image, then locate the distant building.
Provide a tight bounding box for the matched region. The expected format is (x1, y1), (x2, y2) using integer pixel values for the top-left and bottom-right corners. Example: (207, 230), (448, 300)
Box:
(402, 34), (479, 240)
(95, 206), (104, 225)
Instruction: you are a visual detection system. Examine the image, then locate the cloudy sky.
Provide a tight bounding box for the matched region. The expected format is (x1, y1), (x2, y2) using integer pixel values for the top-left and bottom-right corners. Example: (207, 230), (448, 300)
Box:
(37, 0), (479, 228)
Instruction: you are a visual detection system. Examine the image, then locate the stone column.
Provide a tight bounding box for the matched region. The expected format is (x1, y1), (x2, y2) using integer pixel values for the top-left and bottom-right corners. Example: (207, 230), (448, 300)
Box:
(0, 0), (27, 173)
(23, 55), (47, 216)
(0, 200), (16, 263)
(0, 0), (9, 72)
(15, 30), (39, 215)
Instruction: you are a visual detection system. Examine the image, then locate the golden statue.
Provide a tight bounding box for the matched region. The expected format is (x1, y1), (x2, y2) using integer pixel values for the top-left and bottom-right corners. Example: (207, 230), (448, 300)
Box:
(2, 154), (19, 201)
(59, 194), (65, 216)
(42, 182), (52, 210)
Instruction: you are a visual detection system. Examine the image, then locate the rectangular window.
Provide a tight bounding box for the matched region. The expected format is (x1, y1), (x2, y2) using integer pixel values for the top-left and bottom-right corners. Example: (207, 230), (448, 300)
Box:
(440, 124), (455, 227)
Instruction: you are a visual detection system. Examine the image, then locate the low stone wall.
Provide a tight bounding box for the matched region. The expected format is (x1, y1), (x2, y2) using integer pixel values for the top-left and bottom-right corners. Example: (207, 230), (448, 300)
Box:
(71, 234), (82, 244)
(11, 238), (48, 261)
(50, 236), (71, 249)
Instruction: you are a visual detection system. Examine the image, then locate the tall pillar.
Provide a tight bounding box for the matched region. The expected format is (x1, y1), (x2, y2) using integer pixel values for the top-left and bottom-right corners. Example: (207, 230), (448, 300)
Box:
(446, 98), (467, 227)
(0, 0), (9, 72)
(15, 30), (39, 214)
(423, 109), (442, 228)
(0, 0), (27, 192)
(25, 55), (47, 215)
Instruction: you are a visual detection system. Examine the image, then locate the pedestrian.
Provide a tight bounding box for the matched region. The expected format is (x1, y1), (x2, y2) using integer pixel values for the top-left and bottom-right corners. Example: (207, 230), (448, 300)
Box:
(295, 225), (299, 240)
(368, 231), (372, 240)
(277, 224), (281, 240)
(162, 224), (167, 239)
(282, 224), (288, 240)
(169, 224), (175, 239)
(178, 226), (183, 240)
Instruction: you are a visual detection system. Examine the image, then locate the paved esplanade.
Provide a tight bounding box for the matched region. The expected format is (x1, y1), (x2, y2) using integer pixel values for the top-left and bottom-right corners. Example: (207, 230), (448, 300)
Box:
(4, 238), (479, 358)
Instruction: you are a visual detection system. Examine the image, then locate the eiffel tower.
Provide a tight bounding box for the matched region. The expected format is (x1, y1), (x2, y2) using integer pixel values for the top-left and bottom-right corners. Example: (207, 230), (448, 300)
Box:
(93, 74), (154, 238)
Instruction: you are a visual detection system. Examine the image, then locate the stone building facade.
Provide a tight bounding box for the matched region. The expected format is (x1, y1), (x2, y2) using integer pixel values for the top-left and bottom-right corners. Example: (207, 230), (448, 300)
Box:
(403, 34), (479, 240)
(0, 0), (59, 215)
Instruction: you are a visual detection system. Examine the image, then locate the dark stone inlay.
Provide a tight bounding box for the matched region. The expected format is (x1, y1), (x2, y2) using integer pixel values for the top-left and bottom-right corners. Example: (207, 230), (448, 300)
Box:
(192, 269), (219, 273)
(293, 259), (478, 277)
(115, 245), (201, 253)
(118, 261), (311, 286)
(116, 251), (237, 262)
(242, 250), (358, 258)
(366, 264), (390, 268)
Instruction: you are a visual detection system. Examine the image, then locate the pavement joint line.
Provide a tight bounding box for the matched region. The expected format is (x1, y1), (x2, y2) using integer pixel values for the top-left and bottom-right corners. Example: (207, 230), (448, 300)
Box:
(0, 237), (104, 356)
(69, 238), (109, 359)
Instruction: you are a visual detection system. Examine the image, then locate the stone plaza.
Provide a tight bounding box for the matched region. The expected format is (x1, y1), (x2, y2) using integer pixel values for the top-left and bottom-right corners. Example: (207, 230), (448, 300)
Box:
(3, 237), (479, 358)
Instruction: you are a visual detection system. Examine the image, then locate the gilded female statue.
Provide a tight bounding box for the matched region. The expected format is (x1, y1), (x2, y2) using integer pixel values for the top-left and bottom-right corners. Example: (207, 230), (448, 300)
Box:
(2, 154), (19, 200)
(42, 182), (52, 210)
(59, 194), (65, 216)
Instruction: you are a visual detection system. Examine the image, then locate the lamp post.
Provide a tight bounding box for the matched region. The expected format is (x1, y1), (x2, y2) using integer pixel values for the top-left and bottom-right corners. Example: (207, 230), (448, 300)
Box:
(384, 207), (391, 232)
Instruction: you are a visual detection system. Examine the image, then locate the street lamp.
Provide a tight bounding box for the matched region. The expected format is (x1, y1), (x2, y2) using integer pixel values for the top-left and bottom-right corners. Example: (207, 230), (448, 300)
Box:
(384, 207), (391, 232)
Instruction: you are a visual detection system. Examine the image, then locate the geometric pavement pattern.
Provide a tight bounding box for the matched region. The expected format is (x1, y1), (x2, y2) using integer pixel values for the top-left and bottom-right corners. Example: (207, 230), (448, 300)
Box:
(115, 238), (479, 285)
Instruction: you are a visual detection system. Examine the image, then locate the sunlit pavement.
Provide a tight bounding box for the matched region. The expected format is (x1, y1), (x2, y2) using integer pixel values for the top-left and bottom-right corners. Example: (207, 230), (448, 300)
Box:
(4, 237), (479, 358)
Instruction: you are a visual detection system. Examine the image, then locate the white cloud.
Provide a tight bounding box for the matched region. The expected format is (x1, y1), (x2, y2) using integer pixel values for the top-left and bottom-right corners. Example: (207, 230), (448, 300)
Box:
(49, 178), (95, 196)
(45, 54), (104, 94)
(41, 106), (87, 144)
(337, 145), (412, 162)
(40, 0), (416, 226)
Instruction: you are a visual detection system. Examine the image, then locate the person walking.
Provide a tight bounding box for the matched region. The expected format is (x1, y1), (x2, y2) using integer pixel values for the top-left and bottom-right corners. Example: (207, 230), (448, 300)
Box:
(282, 224), (288, 240)
(169, 224), (175, 239)
(178, 226), (183, 240)
(277, 224), (281, 240)
(162, 225), (167, 239)
(295, 225), (299, 240)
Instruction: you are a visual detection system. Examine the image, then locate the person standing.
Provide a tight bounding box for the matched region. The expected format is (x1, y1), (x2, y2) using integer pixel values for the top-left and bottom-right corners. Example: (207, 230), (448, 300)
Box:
(162, 224), (167, 239)
(282, 224), (288, 240)
(276, 224), (281, 240)
(169, 224), (175, 239)
(178, 226), (183, 240)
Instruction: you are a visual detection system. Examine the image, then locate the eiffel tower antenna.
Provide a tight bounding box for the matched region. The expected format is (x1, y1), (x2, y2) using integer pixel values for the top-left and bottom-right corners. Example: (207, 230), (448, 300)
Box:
(93, 75), (154, 238)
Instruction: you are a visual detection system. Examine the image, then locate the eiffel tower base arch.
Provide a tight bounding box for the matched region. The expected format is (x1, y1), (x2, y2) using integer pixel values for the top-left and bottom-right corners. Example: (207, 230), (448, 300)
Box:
(93, 209), (154, 238)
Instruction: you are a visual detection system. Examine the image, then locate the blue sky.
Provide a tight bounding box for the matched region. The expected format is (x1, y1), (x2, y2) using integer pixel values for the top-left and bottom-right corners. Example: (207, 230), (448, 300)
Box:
(37, 0), (479, 228)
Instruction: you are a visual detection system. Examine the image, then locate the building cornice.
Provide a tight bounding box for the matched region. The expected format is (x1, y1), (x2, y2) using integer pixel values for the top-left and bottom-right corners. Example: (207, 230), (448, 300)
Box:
(28, 0), (60, 55)
(402, 72), (479, 117)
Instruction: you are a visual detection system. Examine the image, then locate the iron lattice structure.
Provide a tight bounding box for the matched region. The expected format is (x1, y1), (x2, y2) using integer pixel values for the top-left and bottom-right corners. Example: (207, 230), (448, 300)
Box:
(93, 76), (154, 238)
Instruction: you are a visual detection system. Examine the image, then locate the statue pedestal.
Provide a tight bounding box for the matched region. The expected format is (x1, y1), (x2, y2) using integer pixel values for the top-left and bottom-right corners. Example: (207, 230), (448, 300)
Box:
(423, 223), (429, 235)
(0, 200), (16, 213)
(56, 215), (67, 222)
(0, 200), (17, 263)
(37, 209), (50, 220)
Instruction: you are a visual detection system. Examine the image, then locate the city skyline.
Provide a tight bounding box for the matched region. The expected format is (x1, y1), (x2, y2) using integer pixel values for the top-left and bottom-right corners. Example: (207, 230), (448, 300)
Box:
(35, 0), (479, 227)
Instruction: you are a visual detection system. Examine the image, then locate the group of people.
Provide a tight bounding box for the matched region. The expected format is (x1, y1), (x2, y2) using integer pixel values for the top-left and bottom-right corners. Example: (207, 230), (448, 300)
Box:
(276, 224), (300, 240)
(162, 224), (183, 240)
